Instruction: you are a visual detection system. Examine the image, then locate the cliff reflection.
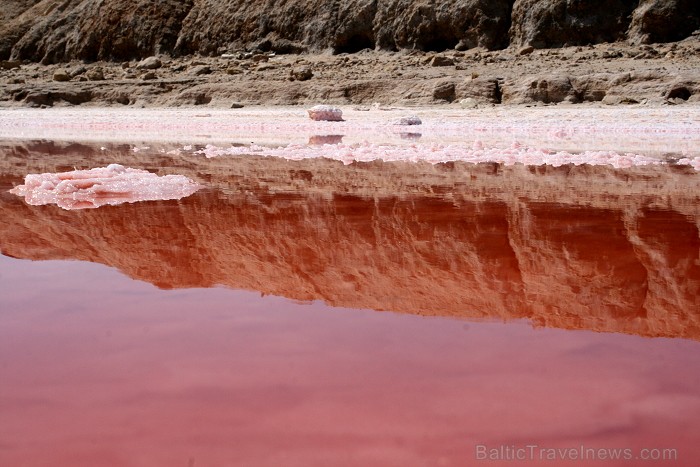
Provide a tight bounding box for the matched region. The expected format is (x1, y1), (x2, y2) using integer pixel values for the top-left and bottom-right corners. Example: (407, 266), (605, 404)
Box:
(2, 159), (699, 340)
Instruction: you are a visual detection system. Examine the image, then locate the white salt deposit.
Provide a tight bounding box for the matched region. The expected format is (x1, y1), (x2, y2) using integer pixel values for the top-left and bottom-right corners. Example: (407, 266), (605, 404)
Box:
(193, 141), (686, 170)
(10, 165), (201, 210)
(307, 105), (344, 121)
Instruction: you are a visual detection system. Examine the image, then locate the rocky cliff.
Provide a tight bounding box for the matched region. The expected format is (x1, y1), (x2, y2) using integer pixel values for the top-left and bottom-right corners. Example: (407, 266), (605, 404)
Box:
(1, 141), (699, 340)
(0, 0), (698, 62)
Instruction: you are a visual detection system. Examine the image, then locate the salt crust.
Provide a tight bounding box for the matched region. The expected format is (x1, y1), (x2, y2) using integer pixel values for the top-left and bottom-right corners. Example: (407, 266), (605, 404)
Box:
(10, 164), (201, 210)
(194, 141), (699, 170)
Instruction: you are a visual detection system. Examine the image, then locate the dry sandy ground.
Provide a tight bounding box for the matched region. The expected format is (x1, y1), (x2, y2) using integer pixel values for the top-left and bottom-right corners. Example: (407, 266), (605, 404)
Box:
(1, 35), (699, 108)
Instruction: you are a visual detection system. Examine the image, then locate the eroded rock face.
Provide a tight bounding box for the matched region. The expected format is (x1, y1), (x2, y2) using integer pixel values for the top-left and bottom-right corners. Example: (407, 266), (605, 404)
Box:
(503, 74), (579, 104)
(4, 0), (697, 62)
(628, 0), (700, 44)
(510, 0), (638, 48)
(0, 0), (42, 25)
(455, 77), (502, 104)
(2, 0), (193, 62)
(173, 0), (514, 55)
(372, 0), (513, 51)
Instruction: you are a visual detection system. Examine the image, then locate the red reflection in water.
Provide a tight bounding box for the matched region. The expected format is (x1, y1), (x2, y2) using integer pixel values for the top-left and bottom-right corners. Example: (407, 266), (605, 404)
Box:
(2, 140), (700, 465)
(1, 256), (699, 466)
(1, 187), (699, 340)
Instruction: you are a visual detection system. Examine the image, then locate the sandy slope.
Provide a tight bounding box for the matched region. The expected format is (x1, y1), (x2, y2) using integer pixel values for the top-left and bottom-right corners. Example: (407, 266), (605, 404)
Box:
(1, 35), (699, 108)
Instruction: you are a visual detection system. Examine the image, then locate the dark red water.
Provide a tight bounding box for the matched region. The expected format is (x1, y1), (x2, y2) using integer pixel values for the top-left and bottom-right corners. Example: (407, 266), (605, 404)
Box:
(2, 255), (699, 466)
(1, 140), (700, 466)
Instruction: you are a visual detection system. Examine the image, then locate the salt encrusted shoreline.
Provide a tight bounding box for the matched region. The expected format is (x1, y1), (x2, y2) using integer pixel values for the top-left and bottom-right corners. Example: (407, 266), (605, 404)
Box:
(1, 106), (698, 159)
(194, 142), (700, 170)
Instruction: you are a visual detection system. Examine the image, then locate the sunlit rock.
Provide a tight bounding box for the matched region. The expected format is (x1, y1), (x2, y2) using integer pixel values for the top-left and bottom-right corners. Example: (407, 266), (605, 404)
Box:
(393, 116), (422, 125)
(307, 105), (343, 122)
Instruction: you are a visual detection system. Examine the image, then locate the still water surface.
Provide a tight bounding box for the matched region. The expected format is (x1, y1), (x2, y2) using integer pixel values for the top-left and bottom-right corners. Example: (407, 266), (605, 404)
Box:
(1, 140), (699, 466)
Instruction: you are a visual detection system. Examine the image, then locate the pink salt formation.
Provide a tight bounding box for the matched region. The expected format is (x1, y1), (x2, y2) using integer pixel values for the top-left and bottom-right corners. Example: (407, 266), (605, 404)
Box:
(194, 142), (680, 171)
(9, 164), (201, 210)
(307, 105), (343, 122)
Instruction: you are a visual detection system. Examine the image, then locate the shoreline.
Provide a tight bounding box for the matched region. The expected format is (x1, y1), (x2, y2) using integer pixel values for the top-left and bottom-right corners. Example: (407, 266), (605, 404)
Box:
(1, 106), (699, 159)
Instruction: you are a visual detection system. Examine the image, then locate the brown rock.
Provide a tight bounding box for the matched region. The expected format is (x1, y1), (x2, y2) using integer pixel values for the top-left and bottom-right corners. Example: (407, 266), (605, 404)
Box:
(430, 55), (454, 66)
(664, 97), (685, 105)
(189, 65), (212, 76)
(393, 116), (422, 125)
(52, 69), (70, 82)
(24, 91), (53, 107)
(1, 0), (191, 63)
(86, 67), (104, 81)
(509, 0), (636, 48)
(24, 89), (92, 106)
(602, 94), (640, 105)
(433, 81), (456, 101)
(459, 97), (479, 108)
(136, 56), (162, 70)
(291, 67), (313, 81)
(573, 74), (613, 102)
(455, 77), (501, 103)
(69, 65), (87, 77)
(628, 0), (700, 44)
(0, 60), (21, 70)
(503, 75), (579, 104)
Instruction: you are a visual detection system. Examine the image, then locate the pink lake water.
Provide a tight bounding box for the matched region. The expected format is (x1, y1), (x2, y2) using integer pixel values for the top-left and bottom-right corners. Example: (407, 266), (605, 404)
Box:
(1, 108), (700, 466)
(2, 253), (700, 467)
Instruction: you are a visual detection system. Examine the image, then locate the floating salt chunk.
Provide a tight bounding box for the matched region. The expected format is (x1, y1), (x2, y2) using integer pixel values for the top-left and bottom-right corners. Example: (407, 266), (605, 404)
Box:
(393, 116), (422, 126)
(10, 166), (202, 210)
(307, 105), (343, 122)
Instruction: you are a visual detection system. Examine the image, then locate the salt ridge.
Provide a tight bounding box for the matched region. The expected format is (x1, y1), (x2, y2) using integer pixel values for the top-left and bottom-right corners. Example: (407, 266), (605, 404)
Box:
(194, 142), (699, 170)
(9, 164), (202, 210)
